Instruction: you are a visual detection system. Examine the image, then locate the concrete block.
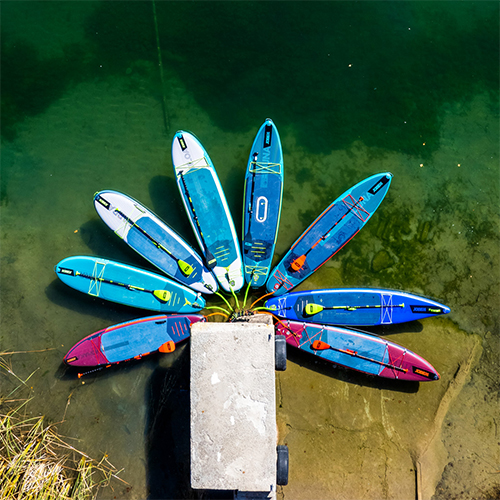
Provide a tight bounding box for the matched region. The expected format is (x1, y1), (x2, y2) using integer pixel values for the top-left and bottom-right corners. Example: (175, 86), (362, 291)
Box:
(190, 317), (277, 493)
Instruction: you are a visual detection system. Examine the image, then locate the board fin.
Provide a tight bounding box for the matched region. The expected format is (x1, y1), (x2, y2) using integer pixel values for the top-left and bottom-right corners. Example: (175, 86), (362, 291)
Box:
(159, 340), (176, 353)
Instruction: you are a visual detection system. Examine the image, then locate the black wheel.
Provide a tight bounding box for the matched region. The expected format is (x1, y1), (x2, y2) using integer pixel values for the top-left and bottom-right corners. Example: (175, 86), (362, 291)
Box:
(276, 445), (289, 486)
(275, 336), (287, 371)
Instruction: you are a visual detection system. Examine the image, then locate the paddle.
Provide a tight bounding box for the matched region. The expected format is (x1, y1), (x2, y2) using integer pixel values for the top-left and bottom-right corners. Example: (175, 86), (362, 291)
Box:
(178, 171), (217, 269)
(109, 206), (195, 277)
(243, 152), (258, 248)
(305, 302), (405, 316)
(68, 269), (173, 303)
(311, 340), (408, 373)
(289, 196), (365, 272)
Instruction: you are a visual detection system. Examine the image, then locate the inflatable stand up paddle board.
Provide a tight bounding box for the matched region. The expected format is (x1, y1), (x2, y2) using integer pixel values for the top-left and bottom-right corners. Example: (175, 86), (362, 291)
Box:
(266, 173), (392, 296)
(266, 288), (450, 326)
(172, 131), (244, 293)
(276, 320), (439, 382)
(242, 119), (284, 288)
(55, 256), (206, 313)
(94, 190), (218, 295)
(64, 314), (204, 367)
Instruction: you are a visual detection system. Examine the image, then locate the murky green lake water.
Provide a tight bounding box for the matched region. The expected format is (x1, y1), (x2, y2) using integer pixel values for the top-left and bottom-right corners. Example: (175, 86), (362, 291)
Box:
(1, 2), (498, 499)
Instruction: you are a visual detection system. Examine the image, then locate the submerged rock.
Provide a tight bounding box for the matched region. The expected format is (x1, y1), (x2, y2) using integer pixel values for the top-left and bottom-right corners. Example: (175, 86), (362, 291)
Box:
(371, 250), (394, 272)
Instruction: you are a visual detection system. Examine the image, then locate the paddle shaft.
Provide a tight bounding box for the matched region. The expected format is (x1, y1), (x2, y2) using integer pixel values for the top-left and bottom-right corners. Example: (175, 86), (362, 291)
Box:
(309, 196), (365, 254)
(306, 302), (405, 314)
(114, 208), (182, 262)
(74, 271), (170, 302)
(245, 152), (259, 239)
(178, 171), (216, 268)
(312, 341), (407, 373)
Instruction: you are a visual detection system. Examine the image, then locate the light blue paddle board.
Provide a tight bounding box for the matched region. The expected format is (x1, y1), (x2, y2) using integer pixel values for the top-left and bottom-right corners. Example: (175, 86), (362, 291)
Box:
(172, 131), (244, 293)
(55, 256), (206, 313)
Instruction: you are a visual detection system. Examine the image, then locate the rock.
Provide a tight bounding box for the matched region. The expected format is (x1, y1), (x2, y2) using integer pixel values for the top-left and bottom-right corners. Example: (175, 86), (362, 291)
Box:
(371, 250), (394, 272)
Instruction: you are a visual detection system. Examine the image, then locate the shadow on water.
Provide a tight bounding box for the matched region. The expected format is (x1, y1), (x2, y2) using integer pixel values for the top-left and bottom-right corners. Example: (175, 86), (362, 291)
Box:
(55, 352), (158, 383)
(46, 278), (149, 324)
(148, 175), (199, 250)
(3, 2), (497, 156)
(76, 218), (148, 265)
(286, 344), (420, 394)
(145, 344), (234, 500)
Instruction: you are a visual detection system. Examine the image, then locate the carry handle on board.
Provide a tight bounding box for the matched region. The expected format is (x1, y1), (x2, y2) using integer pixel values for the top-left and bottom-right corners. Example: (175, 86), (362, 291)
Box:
(96, 194), (194, 278)
(178, 170), (217, 269)
(311, 340), (408, 373)
(290, 196), (364, 272)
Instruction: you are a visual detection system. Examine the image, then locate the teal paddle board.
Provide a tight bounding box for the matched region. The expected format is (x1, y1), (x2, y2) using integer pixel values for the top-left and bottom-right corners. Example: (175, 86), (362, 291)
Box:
(55, 256), (206, 313)
(172, 131), (244, 293)
(242, 119), (284, 288)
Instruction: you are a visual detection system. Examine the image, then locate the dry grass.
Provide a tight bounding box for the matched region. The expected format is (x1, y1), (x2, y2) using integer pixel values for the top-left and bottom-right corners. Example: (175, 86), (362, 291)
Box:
(0, 355), (123, 499)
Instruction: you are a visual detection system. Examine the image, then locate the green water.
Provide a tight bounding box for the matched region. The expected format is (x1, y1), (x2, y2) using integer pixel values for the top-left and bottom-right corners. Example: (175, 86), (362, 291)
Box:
(1, 2), (498, 499)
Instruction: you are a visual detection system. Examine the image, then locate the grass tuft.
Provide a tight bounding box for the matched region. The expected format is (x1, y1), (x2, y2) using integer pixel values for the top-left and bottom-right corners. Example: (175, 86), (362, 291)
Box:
(0, 355), (123, 499)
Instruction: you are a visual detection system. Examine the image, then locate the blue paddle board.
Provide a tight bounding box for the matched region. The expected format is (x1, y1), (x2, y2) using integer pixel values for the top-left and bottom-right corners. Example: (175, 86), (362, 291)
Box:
(172, 131), (244, 293)
(55, 256), (206, 313)
(94, 190), (218, 294)
(266, 173), (392, 296)
(64, 314), (205, 367)
(266, 288), (450, 326)
(276, 320), (440, 381)
(242, 119), (284, 288)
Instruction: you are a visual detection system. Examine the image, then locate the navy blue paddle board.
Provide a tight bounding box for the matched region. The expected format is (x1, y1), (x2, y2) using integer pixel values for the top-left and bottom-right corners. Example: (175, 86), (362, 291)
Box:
(242, 119), (284, 288)
(266, 288), (450, 326)
(266, 173), (392, 296)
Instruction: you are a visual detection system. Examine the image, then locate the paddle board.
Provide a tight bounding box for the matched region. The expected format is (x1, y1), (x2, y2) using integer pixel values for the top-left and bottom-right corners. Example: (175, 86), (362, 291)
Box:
(64, 314), (205, 367)
(94, 190), (218, 294)
(266, 172), (393, 296)
(275, 320), (439, 382)
(55, 256), (206, 313)
(266, 288), (450, 326)
(242, 119), (284, 288)
(172, 131), (244, 293)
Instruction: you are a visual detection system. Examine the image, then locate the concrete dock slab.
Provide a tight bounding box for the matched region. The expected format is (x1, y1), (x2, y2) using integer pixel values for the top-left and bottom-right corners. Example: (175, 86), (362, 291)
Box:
(190, 316), (277, 494)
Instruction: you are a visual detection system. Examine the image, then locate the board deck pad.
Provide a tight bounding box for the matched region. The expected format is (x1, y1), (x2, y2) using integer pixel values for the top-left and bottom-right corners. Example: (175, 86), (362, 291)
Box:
(64, 314), (204, 367)
(242, 119), (284, 288)
(55, 256), (206, 313)
(172, 131), (244, 292)
(94, 190), (218, 294)
(266, 173), (392, 296)
(266, 288), (450, 326)
(275, 320), (439, 382)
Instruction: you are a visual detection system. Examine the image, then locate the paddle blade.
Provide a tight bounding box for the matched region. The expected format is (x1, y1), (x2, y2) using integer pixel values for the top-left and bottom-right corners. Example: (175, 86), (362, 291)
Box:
(290, 254), (306, 272)
(159, 340), (176, 353)
(178, 260), (194, 277)
(205, 250), (217, 269)
(153, 290), (172, 303)
(305, 303), (323, 316)
(311, 340), (331, 351)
